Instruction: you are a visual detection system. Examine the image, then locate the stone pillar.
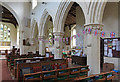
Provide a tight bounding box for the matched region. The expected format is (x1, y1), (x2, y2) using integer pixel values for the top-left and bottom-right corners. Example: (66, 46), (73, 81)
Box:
(85, 24), (103, 75)
(53, 32), (64, 59)
(19, 30), (24, 55)
(38, 36), (45, 56)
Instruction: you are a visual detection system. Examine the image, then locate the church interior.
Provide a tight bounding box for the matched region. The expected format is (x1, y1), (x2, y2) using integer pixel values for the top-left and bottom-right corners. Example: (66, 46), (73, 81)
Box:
(0, 0), (120, 81)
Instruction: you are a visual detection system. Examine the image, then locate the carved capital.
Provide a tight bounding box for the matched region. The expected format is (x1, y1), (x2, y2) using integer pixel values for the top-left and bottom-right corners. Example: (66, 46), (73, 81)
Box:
(84, 23), (104, 30)
(53, 32), (64, 36)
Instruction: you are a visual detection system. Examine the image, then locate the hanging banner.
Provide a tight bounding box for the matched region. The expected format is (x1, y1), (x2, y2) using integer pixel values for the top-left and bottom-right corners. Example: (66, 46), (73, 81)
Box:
(70, 36), (72, 40)
(110, 32), (115, 38)
(101, 31), (105, 37)
(74, 35), (76, 38)
(88, 28), (92, 34)
(60, 38), (62, 42)
(54, 38), (56, 41)
(56, 38), (59, 41)
(66, 37), (68, 42)
(82, 29), (86, 34)
(63, 38), (65, 42)
(77, 33), (80, 37)
(94, 29), (98, 36)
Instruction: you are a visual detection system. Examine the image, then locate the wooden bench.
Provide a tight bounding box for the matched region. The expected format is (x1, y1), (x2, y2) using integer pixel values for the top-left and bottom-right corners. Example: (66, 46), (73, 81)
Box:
(74, 71), (115, 82)
(13, 57), (54, 77)
(23, 65), (89, 81)
(16, 59), (68, 80)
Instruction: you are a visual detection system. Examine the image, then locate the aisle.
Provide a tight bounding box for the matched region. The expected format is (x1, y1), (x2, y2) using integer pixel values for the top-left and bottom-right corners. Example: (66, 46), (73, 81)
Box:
(0, 55), (6, 60)
(0, 60), (12, 81)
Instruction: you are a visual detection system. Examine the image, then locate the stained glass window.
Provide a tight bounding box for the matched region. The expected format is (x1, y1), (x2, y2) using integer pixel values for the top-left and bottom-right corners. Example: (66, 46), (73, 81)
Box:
(48, 26), (54, 46)
(0, 24), (11, 46)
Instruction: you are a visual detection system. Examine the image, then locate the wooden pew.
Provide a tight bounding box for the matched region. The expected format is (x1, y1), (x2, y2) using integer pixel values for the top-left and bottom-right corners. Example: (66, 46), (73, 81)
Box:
(42, 70), (57, 81)
(23, 65), (89, 81)
(74, 71), (115, 82)
(16, 59), (68, 80)
(8, 55), (20, 70)
(57, 68), (70, 81)
(13, 57), (53, 78)
(24, 71), (42, 81)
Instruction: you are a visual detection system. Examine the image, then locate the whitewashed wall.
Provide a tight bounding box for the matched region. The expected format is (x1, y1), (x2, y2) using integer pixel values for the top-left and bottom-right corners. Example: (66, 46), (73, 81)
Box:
(103, 2), (118, 37)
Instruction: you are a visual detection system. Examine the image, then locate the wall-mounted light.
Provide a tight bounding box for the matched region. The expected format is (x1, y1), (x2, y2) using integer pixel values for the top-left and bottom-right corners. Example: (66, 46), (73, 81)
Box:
(42, 2), (47, 5)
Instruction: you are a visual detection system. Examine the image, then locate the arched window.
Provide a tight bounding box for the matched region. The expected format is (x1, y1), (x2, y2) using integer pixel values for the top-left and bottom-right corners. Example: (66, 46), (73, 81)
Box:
(32, 0), (37, 9)
(0, 24), (11, 46)
(71, 25), (76, 48)
(48, 26), (54, 46)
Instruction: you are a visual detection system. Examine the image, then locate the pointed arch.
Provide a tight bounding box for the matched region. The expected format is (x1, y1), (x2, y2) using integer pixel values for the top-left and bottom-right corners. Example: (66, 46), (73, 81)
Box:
(31, 19), (38, 38)
(31, 20), (39, 38)
(39, 9), (53, 36)
(0, 2), (21, 28)
(54, 0), (87, 32)
(88, 0), (107, 24)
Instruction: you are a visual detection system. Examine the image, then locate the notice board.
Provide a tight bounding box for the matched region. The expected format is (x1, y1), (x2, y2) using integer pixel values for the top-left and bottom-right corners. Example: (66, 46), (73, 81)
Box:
(103, 38), (120, 58)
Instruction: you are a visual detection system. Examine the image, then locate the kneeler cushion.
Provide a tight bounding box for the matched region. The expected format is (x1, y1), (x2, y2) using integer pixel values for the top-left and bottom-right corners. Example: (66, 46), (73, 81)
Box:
(44, 71), (55, 77)
(42, 65), (52, 71)
(69, 74), (78, 78)
(71, 68), (79, 72)
(22, 67), (33, 76)
(58, 70), (68, 74)
(57, 76), (68, 80)
(57, 70), (68, 80)
(59, 63), (67, 69)
(80, 72), (87, 76)
(33, 66), (41, 72)
(81, 67), (88, 70)
(51, 64), (59, 70)
(69, 68), (79, 78)
(94, 75), (103, 80)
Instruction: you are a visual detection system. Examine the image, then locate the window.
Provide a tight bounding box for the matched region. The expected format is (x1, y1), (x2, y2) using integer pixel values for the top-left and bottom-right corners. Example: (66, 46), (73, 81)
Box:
(48, 26), (54, 46)
(32, 0), (37, 9)
(0, 24), (11, 46)
(71, 25), (76, 48)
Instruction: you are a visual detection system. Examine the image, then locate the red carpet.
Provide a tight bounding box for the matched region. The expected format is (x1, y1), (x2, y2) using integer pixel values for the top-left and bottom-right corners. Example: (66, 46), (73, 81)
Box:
(0, 60), (12, 81)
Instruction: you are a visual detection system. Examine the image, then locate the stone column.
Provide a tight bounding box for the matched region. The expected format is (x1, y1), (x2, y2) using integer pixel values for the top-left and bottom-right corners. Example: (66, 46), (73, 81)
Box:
(53, 32), (64, 59)
(19, 30), (24, 54)
(38, 36), (45, 56)
(85, 24), (103, 75)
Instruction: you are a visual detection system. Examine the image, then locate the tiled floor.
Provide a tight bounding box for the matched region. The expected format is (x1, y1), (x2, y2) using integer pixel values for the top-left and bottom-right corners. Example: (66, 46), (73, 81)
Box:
(0, 60), (12, 81)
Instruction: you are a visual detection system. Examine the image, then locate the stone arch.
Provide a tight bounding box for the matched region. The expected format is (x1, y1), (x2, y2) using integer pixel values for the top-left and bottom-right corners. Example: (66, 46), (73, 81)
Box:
(31, 19), (38, 38)
(0, 2), (22, 50)
(88, 1), (107, 24)
(54, 0), (87, 32)
(39, 9), (53, 36)
(0, 2), (21, 29)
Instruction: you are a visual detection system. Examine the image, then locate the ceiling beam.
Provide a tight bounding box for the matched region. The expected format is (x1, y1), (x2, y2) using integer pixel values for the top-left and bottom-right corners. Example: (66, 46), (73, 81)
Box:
(69, 13), (76, 17)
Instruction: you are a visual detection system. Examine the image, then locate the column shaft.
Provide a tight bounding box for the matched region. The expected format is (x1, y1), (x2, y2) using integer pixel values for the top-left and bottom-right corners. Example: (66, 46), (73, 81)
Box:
(85, 24), (103, 75)
(54, 32), (64, 59)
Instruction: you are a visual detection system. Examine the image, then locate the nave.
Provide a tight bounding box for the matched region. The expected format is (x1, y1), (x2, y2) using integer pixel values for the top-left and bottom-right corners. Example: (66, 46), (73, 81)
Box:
(0, 0), (120, 82)
(0, 48), (117, 82)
